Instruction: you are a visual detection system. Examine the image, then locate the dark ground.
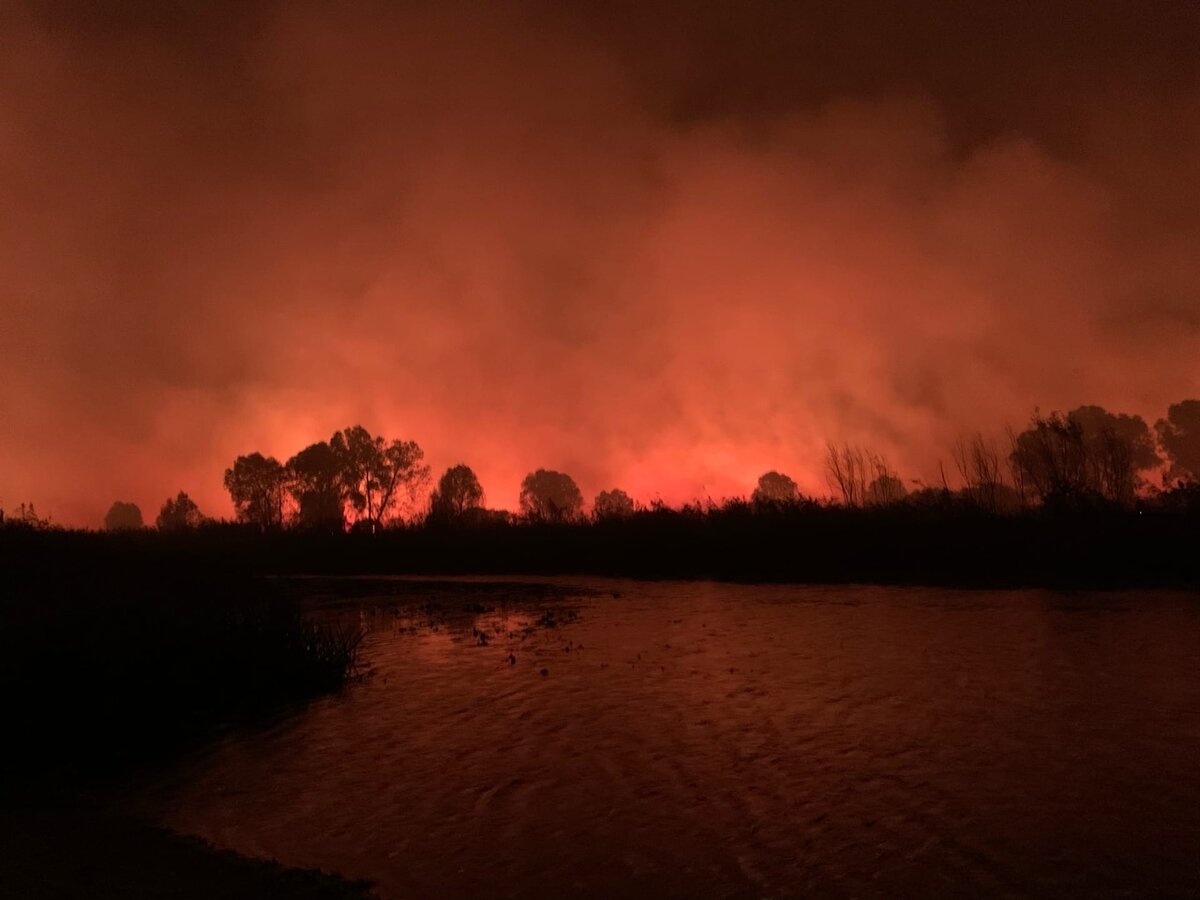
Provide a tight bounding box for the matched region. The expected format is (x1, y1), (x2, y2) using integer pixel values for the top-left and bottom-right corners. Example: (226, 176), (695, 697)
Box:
(0, 558), (371, 898)
(0, 807), (373, 899)
(5, 500), (1198, 589)
(2, 503), (1196, 897)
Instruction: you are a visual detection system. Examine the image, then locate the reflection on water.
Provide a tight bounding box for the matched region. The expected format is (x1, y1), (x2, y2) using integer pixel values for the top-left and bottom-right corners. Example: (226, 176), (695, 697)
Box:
(141, 579), (1200, 898)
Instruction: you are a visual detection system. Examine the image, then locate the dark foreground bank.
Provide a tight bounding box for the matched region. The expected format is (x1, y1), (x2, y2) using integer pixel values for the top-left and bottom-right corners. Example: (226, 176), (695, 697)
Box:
(0, 569), (363, 790)
(0, 808), (372, 900)
(0, 565), (371, 897)
(6, 499), (1200, 588)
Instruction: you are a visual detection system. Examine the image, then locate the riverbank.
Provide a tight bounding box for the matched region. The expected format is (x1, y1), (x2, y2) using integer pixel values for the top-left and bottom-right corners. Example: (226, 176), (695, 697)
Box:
(5, 502), (1199, 589)
(0, 567), (371, 896)
(0, 807), (372, 899)
(0, 568), (363, 791)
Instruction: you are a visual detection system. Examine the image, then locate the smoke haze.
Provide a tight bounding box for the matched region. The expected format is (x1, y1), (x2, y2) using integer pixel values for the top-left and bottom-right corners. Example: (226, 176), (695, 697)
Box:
(3, 0), (1199, 524)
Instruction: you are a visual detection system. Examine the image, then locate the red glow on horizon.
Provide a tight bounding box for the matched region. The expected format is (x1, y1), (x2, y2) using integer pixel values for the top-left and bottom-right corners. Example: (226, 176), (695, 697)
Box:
(2, 3), (1199, 527)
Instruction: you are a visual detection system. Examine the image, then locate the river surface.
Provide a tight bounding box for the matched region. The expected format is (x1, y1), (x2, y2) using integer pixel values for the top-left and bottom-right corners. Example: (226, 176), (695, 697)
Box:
(139, 578), (1200, 898)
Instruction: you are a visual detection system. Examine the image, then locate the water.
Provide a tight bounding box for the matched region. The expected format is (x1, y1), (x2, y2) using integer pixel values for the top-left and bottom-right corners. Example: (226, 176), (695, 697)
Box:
(141, 579), (1200, 898)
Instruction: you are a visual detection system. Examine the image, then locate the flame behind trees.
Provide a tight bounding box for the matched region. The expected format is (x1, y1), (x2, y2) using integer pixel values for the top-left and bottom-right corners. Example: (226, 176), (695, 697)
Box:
(204, 402), (1192, 529)
(223, 426), (429, 531)
(329, 426), (430, 533)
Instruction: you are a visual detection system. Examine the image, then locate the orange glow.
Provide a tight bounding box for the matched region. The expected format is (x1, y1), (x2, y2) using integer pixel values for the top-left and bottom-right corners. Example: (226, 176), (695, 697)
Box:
(2, 3), (1199, 526)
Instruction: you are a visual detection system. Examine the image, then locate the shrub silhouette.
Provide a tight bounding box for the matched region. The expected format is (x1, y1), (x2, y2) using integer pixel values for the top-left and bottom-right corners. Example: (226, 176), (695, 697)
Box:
(156, 491), (204, 531)
(752, 471), (799, 505)
(1010, 406), (1158, 505)
(104, 501), (143, 531)
(593, 488), (635, 519)
(520, 469), (583, 522)
(430, 464), (485, 521)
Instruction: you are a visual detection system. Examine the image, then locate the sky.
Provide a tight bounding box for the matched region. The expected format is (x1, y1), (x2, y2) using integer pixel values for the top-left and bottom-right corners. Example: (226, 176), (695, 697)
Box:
(2, 0), (1200, 525)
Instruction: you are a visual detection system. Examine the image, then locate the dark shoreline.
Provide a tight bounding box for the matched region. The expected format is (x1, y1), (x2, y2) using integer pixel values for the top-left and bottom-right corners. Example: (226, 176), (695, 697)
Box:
(0, 807), (373, 900)
(5, 505), (1199, 591)
(2, 514), (1195, 897)
(1, 539), (1193, 898)
(0, 553), (371, 898)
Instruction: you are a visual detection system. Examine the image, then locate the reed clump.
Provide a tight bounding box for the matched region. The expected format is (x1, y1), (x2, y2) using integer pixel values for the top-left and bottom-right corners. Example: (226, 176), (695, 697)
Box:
(0, 570), (363, 792)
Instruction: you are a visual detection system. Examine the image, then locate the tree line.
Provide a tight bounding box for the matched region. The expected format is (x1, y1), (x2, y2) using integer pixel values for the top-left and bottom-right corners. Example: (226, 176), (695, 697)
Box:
(821, 403), (1198, 513)
(6, 400), (1196, 533)
(215, 425), (648, 531)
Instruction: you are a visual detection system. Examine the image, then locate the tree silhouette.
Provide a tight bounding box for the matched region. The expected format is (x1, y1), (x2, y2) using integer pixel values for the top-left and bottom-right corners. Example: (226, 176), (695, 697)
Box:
(1156, 399), (1200, 484)
(1010, 407), (1157, 504)
(519, 469), (583, 522)
(865, 472), (907, 505)
(156, 491), (203, 530)
(752, 471), (799, 505)
(104, 501), (143, 531)
(953, 433), (1008, 512)
(430, 464), (485, 521)
(330, 426), (430, 531)
(1009, 412), (1091, 503)
(223, 452), (286, 530)
(286, 442), (344, 532)
(825, 443), (868, 507)
(593, 488), (635, 519)
(376, 437), (430, 525)
(330, 426), (379, 525)
(1068, 405), (1158, 502)
(826, 444), (899, 507)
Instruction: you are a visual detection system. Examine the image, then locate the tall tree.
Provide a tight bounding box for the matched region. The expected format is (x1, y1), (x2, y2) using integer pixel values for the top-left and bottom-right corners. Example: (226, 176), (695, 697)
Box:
(156, 491), (203, 530)
(330, 426), (430, 531)
(286, 441), (344, 531)
(1068, 405), (1157, 502)
(1156, 399), (1200, 484)
(1009, 412), (1090, 502)
(330, 426), (379, 525)
(430, 464), (485, 521)
(223, 452), (287, 530)
(375, 438), (430, 526)
(1010, 407), (1157, 504)
(519, 469), (583, 522)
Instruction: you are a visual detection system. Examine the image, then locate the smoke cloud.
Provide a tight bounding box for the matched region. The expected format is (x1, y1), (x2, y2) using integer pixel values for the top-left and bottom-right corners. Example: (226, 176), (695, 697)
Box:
(2, 1), (1199, 524)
